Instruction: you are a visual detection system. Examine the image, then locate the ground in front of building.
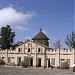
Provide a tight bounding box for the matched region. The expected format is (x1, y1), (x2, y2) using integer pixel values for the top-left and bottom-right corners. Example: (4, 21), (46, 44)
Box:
(0, 66), (75, 75)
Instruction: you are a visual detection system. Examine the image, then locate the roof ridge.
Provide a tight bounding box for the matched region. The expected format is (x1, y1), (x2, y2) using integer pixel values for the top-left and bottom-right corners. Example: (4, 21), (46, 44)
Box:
(32, 31), (49, 40)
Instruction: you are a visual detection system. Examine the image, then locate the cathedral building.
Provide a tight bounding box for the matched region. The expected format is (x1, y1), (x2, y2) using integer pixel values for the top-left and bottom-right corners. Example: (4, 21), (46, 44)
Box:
(0, 29), (75, 68)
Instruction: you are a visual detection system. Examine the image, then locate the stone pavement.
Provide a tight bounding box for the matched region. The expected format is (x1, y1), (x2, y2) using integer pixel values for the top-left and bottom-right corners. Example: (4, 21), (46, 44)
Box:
(0, 66), (75, 75)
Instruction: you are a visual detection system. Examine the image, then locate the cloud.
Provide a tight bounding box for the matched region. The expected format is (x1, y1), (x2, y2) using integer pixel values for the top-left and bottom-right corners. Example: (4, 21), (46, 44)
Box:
(0, 6), (35, 31)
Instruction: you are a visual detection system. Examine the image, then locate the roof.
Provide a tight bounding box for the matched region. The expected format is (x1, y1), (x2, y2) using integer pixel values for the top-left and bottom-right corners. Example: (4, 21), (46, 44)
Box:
(32, 31), (49, 40)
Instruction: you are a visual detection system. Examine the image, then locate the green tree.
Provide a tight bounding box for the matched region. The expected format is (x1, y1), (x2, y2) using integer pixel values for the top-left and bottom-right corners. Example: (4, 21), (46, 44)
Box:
(65, 31), (75, 49)
(0, 25), (15, 50)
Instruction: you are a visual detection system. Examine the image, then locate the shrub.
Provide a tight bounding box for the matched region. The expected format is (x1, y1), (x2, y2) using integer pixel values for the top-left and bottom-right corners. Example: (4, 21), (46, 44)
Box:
(0, 59), (5, 65)
(21, 57), (30, 68)
(10, 62), (15, 66)
(60, 61), (69, 69)
(57, 66), (60, 69)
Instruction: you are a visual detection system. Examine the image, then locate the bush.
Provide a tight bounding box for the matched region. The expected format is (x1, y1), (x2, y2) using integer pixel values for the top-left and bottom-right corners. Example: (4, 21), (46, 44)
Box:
(10, 62), (15, 66)
(57, 66), (60, 69)
(21, 57), (30, 68)
(0, 59), (5, 65)
(60, 61), (69, 69)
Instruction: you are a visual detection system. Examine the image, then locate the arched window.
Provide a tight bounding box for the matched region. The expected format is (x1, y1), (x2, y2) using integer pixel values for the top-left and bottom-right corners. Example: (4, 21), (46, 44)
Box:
(28, 43), (30, 47)
(18, 48), (21, 52)
(28, 48), (30, 53)
(38, 48), (41, 53)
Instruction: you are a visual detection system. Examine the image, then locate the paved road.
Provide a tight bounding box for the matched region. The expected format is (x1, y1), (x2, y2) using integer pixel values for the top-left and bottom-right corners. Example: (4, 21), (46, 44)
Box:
(0, 66), (75, 75)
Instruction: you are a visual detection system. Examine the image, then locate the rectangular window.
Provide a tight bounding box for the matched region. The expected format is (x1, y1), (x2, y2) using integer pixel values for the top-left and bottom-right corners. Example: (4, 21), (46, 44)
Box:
(31, 43), (32, 47)
(28, 43), (30, 47)
(24, 48), (25, 53)
(51, 58), (55, 65)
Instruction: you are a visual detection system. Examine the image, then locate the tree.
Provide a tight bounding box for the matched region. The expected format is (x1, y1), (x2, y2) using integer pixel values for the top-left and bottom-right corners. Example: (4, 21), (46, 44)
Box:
(54, 40), (62, 68)
(0, 25), (15, 50)
(65, 31), (75, 49)
(54, 40), (61, 49)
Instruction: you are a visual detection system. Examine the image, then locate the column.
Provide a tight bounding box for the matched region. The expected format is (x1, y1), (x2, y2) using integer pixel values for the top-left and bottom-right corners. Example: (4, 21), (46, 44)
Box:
(15, 56), (17, 66)
(56, 49), (60, 67)
(33, 47), (37, 67)
(5, 49), (8, 64)
(42, 48), (46, 68)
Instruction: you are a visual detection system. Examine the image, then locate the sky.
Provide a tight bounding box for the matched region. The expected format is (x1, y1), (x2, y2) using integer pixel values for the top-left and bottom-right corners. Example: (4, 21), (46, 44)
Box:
(0, 0), (74, 48)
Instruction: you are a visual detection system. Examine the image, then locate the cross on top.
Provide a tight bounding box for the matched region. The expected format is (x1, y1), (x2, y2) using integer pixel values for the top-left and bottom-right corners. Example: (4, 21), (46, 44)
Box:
(40, 24), (42, 32)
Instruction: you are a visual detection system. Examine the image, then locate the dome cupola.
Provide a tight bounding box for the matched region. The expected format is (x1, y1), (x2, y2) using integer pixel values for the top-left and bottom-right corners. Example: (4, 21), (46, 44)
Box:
(32, 27), (49, 46)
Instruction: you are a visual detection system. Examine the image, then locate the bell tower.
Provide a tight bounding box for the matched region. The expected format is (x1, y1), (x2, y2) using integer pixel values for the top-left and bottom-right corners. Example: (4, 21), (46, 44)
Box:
(32, 26), (49, 47)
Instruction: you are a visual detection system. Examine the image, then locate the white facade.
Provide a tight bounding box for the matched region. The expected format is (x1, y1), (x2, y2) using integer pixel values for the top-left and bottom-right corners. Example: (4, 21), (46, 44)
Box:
(0, 40), (75, 68)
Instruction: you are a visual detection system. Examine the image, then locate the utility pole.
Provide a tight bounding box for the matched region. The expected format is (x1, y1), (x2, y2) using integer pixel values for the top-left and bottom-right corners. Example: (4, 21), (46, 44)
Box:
(59, 47), (61, 68)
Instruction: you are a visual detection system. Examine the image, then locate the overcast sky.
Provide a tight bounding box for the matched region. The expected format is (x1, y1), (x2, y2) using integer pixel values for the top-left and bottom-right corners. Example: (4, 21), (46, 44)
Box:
(0, 0), (74, 48)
